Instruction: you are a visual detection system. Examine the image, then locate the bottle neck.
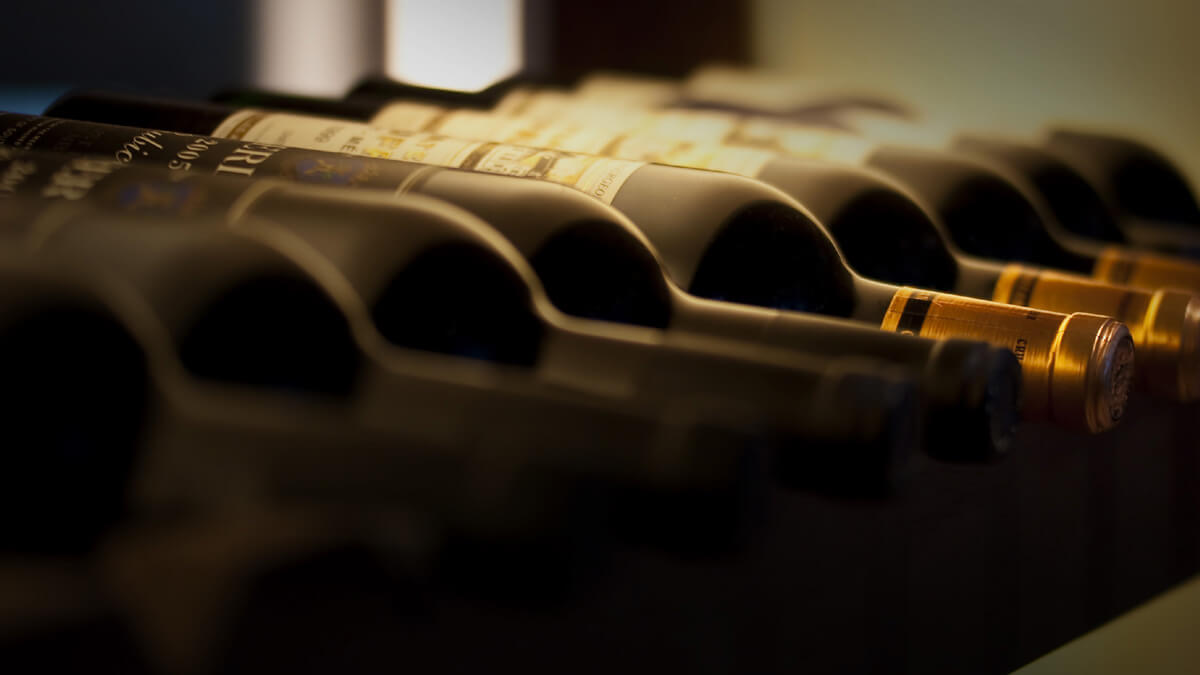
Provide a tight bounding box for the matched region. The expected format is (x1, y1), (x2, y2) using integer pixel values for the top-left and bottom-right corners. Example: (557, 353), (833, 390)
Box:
(1045, 233), (1105, 274)
(211, 88), (381, 121)
(1120, 217), (1200, 259)
(346, 73), (545, 108)
(952, 256), (1011, 299)
(849, 276), (906, 324)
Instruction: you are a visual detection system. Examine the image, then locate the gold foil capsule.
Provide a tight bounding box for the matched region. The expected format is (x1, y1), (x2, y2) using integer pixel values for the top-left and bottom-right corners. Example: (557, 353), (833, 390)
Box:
(881, 288), (1135, 433)
(993, 264), (1200, 401)
(1093, 246), (1200, 295)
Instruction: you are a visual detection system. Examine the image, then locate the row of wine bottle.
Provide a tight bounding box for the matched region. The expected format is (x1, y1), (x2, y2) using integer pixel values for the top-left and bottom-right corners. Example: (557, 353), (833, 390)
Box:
(1, 65), (1198, 581)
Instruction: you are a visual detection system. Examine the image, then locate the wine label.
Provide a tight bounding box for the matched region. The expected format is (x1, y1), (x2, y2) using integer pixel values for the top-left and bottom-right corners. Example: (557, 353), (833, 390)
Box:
(468, 87), (878, 166)
(493, 92), (721, 150)
(373, 107), (775, 178)
(479, 93), (738, 143)
(0, 113), (441, 195)
(992, 263), (1200, 401)
(0, 150), (275, 229)
(493, 89), (636, 121)
(632, 111), (739, 144)
(611, 136), (776, 176)
(1093, 246), (1200, 295)
(429, 110), (569, 149)
(881, 287), (1134, 432)
(367, 102), (447, 133)
(211, 110), (645, 205)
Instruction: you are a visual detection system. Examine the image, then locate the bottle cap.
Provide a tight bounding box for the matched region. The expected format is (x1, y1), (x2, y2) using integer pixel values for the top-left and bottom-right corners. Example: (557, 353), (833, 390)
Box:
(993, 265), (1196, 402)
(881, 288), (1134, 433)
(1047, 313), (1135, 433)
(1138, 289), (1200, 401)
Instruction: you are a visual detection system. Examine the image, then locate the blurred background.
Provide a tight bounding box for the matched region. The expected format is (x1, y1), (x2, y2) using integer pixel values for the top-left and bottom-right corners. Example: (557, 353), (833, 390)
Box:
(1, 0), (1196, 180)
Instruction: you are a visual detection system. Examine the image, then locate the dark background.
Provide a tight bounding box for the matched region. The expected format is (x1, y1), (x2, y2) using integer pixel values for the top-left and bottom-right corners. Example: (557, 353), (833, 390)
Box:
(0, 1), (251, 108)
(0, 0), (747, 112)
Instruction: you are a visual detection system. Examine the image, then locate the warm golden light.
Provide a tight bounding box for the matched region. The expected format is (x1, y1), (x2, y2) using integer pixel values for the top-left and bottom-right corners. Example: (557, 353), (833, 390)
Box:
(993, 265), (1200, 401)
(880, 288), (1135, 433)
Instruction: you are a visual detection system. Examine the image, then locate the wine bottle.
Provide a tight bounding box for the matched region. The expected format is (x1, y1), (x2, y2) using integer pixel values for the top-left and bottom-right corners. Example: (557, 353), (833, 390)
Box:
(3, 166), (928, 495)
(579, 64), (1200, 229)
(32, 97), (1134, 433)
(651, 67), (1200, 250)
(0, 118), (1019, 459)
(951, 135), (1200, 258)
(243, 84), (1200, 300)
(0, 254), (775, 566)
(817, 108), (1200, 260)
(193, 95), (1196, 403)
(758, 160), (1198, 403)
(1106, 217), (1200, 259)
(822, 113), (1200, 294)
(0, 196), (366, 397)
(513, 92), (1103, 273)
(0, 254), (149, 553)
(492, 77), (1200, 288)
(945, 134), (1132, 245)
(346, 75), (525, 109)
(31, 507), (435, 672)
(1043, 128), (1200, 228)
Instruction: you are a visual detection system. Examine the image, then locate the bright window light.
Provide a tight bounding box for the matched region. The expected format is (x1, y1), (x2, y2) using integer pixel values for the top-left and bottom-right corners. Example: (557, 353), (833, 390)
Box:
(385, 0), (524, 92)
(254, 0), (376, 95)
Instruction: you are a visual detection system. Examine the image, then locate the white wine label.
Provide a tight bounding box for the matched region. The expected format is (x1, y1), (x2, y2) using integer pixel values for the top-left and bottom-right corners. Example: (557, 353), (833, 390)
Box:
(384, 106), (772, 178)
(735, 120), (877, 165)
(495, 120), (616, 155)
(367, 102), (447, 132)
(505, 92), (659, 130)
(604, 134), (683, 161)
(378, 108), (631, 160)
(612, 135), (775, 176)
(435, 101), (739, 148)
(211, 110), (645, 205)
(634, 110), (737, 144)
(433, 110), (551, 148)
(666, 144), (775, 176)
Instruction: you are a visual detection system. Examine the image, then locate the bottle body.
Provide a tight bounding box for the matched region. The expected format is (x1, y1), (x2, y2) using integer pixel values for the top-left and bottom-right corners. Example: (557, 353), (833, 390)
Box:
(0, 146), (927, 487)
(0, 118), (1019, 457)
(0, 255), (775, 558)
(23, 104), (1133, 432)
(195, 91), (1200, 398)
